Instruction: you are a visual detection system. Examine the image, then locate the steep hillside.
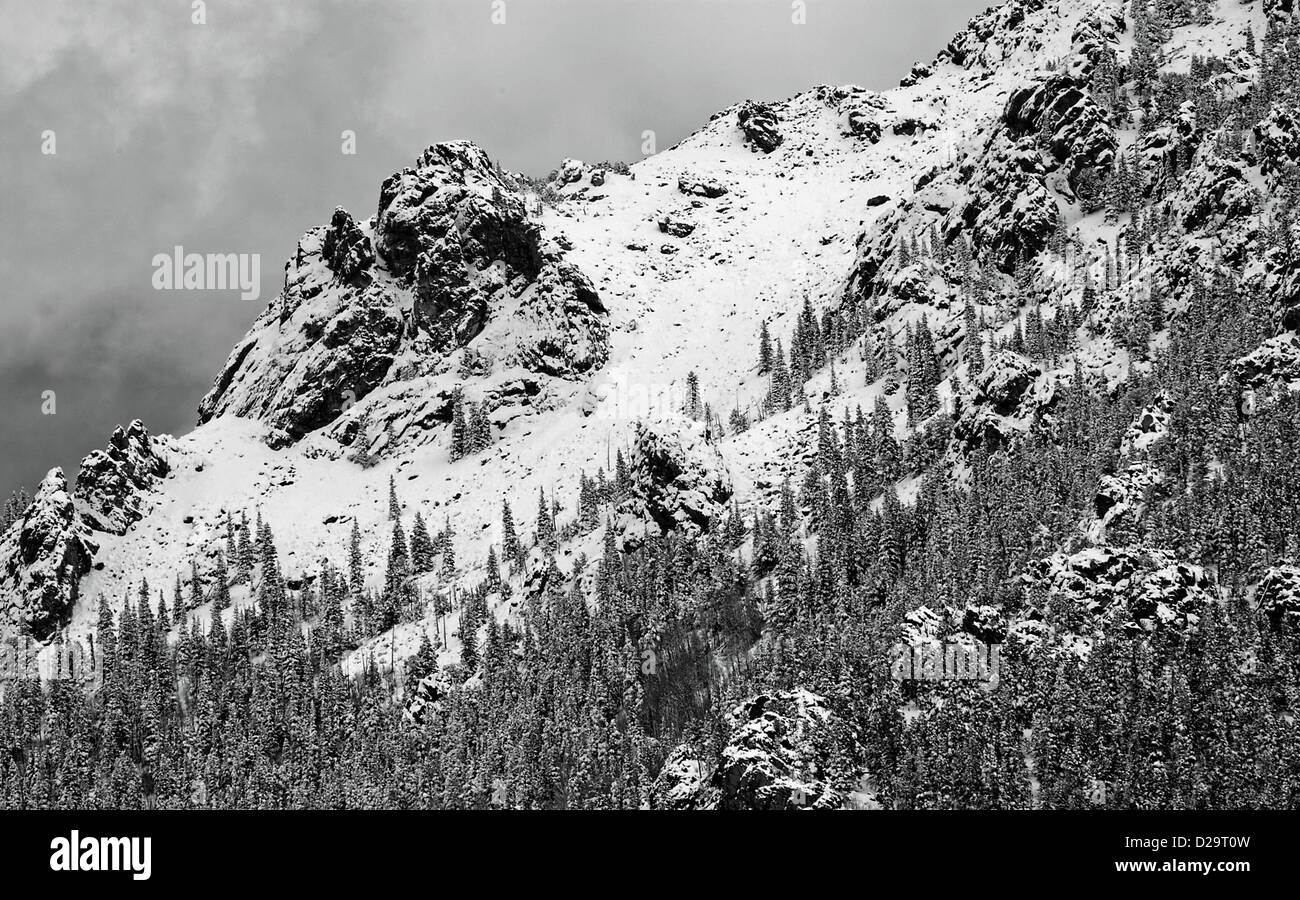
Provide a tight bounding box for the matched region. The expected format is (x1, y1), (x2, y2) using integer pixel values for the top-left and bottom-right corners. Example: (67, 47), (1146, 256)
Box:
(4, 0), (1300, 812)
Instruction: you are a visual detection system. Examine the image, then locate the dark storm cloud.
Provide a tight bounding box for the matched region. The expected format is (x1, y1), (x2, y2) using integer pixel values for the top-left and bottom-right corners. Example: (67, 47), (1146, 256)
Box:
(0, 0), (990, 496)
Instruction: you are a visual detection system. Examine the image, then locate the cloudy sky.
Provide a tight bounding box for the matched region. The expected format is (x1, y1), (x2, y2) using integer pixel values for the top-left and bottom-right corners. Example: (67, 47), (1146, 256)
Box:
(0, 0), (991, 496)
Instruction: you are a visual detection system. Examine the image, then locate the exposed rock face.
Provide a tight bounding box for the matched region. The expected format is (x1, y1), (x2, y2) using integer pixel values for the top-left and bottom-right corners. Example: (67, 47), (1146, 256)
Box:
(1176, 155), (1257, 233)
(952, 351), (1054, 455)
(616, 415), (733, 548)
(736, 100), (783, 153)
(509, 260), (608, 377)
(1120, 401), (1171, 455)
(376, 144), (544, 348)
(652, 690), (863, 810)
(816, 83), (887, 142)
(1229, 334), (1300, 392)
(1265, 256), (1300, 334)
(1026, 547), (1215, 632)
(651, 746), (713, 810)
(1253, 102), (1300, 182)
(1088, 462), (1162, 543)
(1004, 73), (1116, 183)
(1257, 565), (1300, 626)
(320, 207), (375, 287)
(403, 672), (452, 724)
(959, 133), (1060, 272)
(943, 0), (1046, 70)
(197, 218), (406, 440)
(876, 260), (956, 319)
(0, 470), (97, 642)
(75, 420), (173, 536)
(1069, 8), (1126, 75)
(197, 141), (608, 449)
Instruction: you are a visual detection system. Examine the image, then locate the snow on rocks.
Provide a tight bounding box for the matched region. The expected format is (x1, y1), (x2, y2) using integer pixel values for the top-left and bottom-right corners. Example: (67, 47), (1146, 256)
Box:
(75, 421), (174, 536)
(1119, 400), (1172, 456)
(676, 173), (728, 199)
(1228, 333), (1300, 394)
(1256, 565), (1300, 626)
(197, 140), (608, 452)
(653, 690), (862, 810)
(958, 133), (1060, 272)
(1026, 546), (1215, 632)
(1175, 153), (1258, 234)
(814, 84), (886, 142)
(1252, 102), (1300, 183)
(900, 602), (1007, 646)
(0, 470), (98, 642)
(951, 350), (1054, 455)
(736, 100), (783, 153)
(320, 206), (375, 287)
(650, 746), (713, 810)
(1088, 462), (1162, 543)
(1003, 72), (1117, 181)
(403, 671), (452, 724)
(1265, 256), (1300, 335)
(656, 214), (696, 238)
(616, 414), (733, 549)
(942, 0), (1049, 71)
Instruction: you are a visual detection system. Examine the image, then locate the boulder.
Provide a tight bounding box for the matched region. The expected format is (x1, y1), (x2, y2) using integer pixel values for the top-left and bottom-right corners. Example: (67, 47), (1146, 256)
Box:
(677, 173), (728, 199)
(657, 215), (696, 238)
(737, 101), (783, 153)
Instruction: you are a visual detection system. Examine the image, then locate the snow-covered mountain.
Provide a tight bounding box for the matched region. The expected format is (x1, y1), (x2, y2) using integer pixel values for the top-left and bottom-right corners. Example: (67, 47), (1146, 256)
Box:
(3, 0), (1297, 688)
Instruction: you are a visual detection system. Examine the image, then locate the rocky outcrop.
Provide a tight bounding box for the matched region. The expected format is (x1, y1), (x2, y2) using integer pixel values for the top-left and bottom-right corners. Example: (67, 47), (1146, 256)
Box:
(651, 746), (714, 810)
(652, 690), (863, 810)
(1176, 155), (1257, 233)
(1026, 547), (1215, 632)
(1088, 462), (1162, 543)
(1253, 102), (1300, 182)
(816, 84), (887, 142)
(197, 141), (608, 449)
(75, 420), (172, 535)
(1229, 334), (1300, 392)
(958, 134), (1060, 272)
(509, 260), (608, 377)
(1257, 565), (1300, 626)
(616, 414), (733, 549)
(0, 470), (97, 642)
(1265, 255), (1300, 335)
(1003, 73), (1116, 184)
(951, 351), (1054, 455)
(1120, 401), (1172, 455)
(875, 260), (956, 320)
(736, 101), (783, 153)
(403, 672), (452, 724)
(942, 0), (1046, 70)
(320, 207), (375, 287)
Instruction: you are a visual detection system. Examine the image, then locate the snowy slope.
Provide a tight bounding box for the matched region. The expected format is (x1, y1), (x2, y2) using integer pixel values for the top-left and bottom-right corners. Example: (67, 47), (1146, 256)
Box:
(0, 0), (1279, 681)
